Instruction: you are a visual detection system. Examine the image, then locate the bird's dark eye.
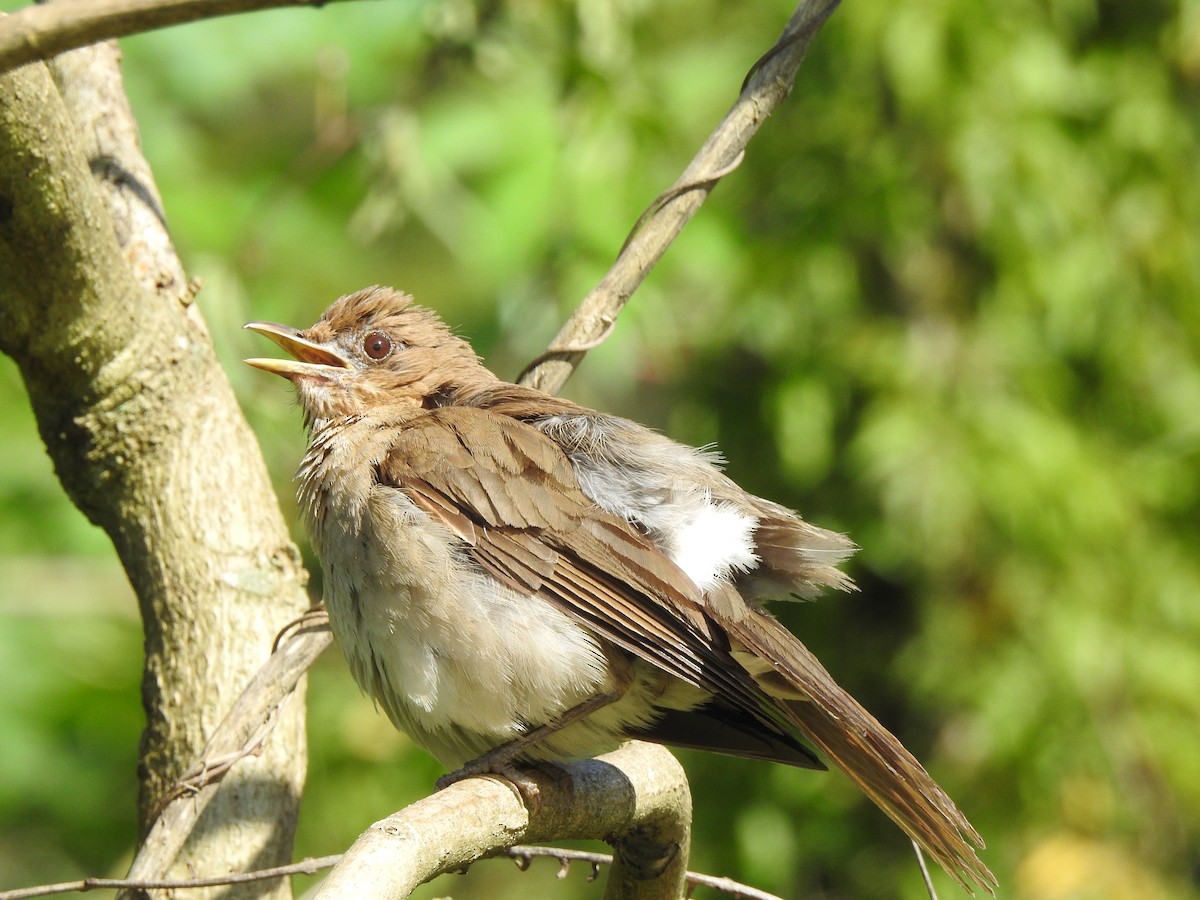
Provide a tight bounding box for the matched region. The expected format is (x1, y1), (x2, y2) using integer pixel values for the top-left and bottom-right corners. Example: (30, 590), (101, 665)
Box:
(363, 331), (392, 360)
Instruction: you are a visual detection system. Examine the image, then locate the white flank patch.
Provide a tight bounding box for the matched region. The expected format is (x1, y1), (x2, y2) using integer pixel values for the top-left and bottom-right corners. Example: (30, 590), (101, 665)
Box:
(669, 502), (759, 590)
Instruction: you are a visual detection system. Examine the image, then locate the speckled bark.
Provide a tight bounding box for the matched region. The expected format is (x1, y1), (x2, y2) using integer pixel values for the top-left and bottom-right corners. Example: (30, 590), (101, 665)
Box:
(0, 45), (310, 899)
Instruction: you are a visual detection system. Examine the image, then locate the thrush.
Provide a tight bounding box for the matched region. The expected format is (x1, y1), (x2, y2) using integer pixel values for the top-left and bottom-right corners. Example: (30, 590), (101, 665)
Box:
(245, 285), (994, 893)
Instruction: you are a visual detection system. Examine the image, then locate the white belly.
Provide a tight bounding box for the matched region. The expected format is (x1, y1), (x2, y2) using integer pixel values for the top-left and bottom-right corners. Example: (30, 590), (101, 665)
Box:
(317, 482), (614, 763)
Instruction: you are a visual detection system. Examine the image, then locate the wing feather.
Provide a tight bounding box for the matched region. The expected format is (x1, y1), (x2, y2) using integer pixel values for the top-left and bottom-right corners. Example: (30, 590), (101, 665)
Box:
(380, 407), (786, 727)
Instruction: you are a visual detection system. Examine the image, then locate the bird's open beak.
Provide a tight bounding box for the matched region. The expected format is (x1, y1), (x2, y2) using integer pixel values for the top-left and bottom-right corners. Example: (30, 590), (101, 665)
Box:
(243, 321), (350, 378)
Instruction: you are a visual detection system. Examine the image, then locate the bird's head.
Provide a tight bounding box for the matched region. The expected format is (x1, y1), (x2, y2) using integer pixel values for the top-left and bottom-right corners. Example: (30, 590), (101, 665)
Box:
(245, 285), (494, 428)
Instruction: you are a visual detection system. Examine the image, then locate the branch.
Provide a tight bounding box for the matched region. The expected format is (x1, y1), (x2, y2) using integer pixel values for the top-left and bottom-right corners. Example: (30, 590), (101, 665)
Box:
(0, 846), (788, 900)
(0, 39), (311, 900)
(518, 0), (841, 393)
(0, 857), (343, 900)
(312, 742), (692, 900)
(0, 0), (346, 74)
(507, 848), (786, 900)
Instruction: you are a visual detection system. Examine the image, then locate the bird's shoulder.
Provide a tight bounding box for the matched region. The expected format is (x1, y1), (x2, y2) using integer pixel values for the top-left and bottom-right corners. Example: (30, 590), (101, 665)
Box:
(373, 403), (592, 532)
(457, 382), (738, 499)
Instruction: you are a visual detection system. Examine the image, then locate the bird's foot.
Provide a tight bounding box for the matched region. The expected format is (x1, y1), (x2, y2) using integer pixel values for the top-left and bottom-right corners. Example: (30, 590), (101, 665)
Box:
(437, 692), (622, 808)
(437, 753), (563, 810)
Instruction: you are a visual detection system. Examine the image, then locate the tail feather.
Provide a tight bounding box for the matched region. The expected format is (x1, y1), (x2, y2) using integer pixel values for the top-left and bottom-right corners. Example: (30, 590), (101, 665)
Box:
(723, 609), (997, 894)
(740, 499), (859, 597)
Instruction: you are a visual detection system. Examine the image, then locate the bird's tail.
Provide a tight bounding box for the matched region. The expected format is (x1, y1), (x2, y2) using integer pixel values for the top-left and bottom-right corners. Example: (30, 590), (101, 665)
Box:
(724, 610), (997, 895)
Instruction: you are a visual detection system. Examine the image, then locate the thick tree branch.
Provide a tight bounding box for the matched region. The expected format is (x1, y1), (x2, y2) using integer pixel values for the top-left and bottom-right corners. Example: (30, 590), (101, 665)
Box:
(0, 0), (344, 74)
(518, 0), (840, 393)
(0, 45), (311, 900)
(313, 742), (692, 900)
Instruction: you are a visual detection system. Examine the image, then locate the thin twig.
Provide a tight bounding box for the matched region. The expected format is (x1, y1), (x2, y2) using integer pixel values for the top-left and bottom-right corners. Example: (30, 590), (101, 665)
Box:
(0, 0), (347, 74)
(615, 150), (747, 259)
(518, 0), (841, 394)
(913, 839), (940, 900)
(0, 856), (344, 900)
(0, 845), (788, 900)
(505, 847), (788, 900)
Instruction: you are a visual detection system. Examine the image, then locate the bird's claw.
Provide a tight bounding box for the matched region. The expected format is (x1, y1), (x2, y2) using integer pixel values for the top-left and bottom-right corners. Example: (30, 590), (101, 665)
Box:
(437, 753), (567, 811)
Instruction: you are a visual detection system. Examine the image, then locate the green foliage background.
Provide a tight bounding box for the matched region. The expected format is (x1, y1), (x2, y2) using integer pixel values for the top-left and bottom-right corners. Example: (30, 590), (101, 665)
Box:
(1, 0), (1198, 897)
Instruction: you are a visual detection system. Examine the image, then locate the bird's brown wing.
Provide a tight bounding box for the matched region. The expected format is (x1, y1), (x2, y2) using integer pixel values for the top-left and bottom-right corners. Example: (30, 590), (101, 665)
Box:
(375, 406), (795, 733)
(455, 386), (861, 600)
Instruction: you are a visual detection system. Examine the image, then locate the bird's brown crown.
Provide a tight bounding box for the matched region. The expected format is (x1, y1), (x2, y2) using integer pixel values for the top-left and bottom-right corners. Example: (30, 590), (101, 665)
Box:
(307, 287), (446, 348)
(308, 285), (481, 373)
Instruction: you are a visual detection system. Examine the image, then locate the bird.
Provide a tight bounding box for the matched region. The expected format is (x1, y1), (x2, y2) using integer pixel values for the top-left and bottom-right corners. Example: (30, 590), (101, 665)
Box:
(245, 285), (994, 893)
